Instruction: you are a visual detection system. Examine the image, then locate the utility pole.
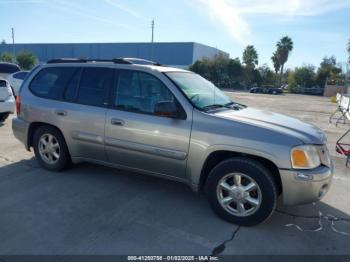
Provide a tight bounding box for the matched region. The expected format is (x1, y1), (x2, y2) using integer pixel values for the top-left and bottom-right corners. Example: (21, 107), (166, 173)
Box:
(151, 20), (154, 43)
(151, 20), (154, 61)
(11, 28), (15, 63)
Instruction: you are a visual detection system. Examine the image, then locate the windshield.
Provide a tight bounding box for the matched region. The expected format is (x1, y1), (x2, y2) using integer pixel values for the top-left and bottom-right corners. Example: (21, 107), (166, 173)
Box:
(166, 72), (232, 110)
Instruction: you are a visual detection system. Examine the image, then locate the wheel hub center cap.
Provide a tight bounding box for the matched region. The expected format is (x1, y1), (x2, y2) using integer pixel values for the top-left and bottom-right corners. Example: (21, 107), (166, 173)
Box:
(231, 188), (245, 200)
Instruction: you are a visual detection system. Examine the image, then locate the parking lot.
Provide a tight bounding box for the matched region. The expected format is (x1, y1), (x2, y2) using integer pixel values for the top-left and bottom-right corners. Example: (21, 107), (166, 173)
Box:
(0, 92), (349, 255)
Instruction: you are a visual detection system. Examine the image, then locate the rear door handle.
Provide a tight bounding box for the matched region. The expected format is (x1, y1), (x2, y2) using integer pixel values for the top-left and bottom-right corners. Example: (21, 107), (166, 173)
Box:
(55, 110), (67, 116)
(111, 118), (125, 126)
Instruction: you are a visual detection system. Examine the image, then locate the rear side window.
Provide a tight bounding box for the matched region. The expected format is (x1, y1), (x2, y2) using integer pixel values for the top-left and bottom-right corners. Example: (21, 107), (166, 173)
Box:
(0, 63), (20, 74)
(13, 71), (28, 80)
(0, 80), (7, 87)
(77, 67), (113, 107)
(30, 67), (77, 99)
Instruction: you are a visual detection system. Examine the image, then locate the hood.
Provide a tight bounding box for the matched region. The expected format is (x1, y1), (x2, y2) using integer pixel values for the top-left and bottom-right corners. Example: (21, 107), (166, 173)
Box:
(213, 107), (326, 144)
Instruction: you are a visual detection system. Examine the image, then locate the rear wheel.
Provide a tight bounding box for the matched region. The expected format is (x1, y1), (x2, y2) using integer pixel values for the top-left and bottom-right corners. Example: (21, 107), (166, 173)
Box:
(0, 113), (9, 123)
(33, 126), (70, 171)
(206, 157), (277, 226)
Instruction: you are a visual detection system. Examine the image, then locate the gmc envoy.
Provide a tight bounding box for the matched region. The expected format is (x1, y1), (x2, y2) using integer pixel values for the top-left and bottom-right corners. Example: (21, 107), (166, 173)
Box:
(12, 58), (333, 226)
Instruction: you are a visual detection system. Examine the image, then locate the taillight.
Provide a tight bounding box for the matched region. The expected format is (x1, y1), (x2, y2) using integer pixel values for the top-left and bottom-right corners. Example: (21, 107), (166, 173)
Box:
(16, 95), (21, 115)
(7, 86), (13, 96)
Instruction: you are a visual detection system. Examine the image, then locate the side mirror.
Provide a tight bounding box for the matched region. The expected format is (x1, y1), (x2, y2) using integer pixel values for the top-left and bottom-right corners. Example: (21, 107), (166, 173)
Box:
(154, 101), (178, 118)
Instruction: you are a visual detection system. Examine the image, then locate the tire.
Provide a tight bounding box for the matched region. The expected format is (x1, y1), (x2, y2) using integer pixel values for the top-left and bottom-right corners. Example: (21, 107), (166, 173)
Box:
(0, 113), (9, 123)
(206, 157), (277, 226)
(33, 125), (70, 171)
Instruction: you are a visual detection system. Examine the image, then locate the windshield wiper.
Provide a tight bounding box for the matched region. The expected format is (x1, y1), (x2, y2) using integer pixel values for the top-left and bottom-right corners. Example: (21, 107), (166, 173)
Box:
(202, 101), (245, 112)
(202, 104), (227, 111)
(224, 102), (235, 107)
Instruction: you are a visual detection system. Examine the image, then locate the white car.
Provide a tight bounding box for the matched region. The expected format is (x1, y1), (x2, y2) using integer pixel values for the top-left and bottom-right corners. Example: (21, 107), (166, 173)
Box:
(0, 79), (15, 123)
(7, 71), (29, 96)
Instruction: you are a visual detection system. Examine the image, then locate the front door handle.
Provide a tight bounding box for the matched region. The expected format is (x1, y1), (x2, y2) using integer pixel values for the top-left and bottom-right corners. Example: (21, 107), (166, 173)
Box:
(55, 110), (67, 116)
(111, 118), (125, 126)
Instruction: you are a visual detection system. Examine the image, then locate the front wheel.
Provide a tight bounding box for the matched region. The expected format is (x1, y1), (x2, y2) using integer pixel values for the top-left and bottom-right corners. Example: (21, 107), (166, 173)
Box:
(206, 157), (278, 226)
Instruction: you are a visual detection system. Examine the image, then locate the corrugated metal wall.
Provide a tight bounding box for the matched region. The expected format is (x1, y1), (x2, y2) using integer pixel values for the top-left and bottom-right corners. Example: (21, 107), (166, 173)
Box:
(0, 42), (226, 67)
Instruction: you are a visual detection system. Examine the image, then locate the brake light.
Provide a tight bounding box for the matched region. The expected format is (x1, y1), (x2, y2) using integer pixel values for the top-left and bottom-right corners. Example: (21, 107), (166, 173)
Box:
(16, 95), (21, 115)
(7, 86), (13, 96)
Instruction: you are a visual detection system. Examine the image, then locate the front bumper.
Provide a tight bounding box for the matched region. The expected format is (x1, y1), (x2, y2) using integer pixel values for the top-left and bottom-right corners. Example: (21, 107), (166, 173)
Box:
(280, 164), (334, 205)
(0, 97), (15, 114)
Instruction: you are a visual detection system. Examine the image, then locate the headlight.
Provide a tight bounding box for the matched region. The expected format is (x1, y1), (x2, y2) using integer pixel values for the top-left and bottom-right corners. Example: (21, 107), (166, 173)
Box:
(291, 145), (321, 169)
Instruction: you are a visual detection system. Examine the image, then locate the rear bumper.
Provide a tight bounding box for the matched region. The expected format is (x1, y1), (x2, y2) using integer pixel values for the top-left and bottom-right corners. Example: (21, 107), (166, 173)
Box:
(0, 98), (15, 114)
(280, 164), (334, 205)
(12, 117), (30, 150)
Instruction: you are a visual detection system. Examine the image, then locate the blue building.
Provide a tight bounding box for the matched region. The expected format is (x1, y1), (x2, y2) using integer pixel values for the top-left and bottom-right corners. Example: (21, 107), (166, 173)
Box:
(0, 42), (228, 68)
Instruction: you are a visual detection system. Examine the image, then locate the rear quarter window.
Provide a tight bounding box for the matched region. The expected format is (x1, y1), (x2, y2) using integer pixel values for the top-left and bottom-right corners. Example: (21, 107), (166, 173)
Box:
(0, 80), (7, 87)
(13, 71), (28, 80)
(29, 67), (78, 99)
(0, 63), (20, 74)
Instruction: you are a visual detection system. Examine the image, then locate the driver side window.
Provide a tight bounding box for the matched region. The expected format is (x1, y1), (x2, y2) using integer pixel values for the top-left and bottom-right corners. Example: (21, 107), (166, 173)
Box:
(114, 70), (174, 115)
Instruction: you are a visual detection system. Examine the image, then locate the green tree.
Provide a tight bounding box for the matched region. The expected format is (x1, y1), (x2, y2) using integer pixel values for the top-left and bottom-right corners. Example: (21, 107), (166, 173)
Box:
(0, 52), (13, 62)
(16, 51), (37, 70)
(316, 56), (342, 87)
(242, 45), (258, 68)
(1, 39), (6, 45)
(227, 58), (243, 87)
(276, 36), (294, 86)
(288, 65), (317, 92)
(271, 52), (280, 74)
(287, 71), (297, 93)
(271, 51), (281, 86)
(189, 59), (210, 79)
(258, 64), (275, 86)
(189, 54), (243, 89)
(242, 45), (258, 87)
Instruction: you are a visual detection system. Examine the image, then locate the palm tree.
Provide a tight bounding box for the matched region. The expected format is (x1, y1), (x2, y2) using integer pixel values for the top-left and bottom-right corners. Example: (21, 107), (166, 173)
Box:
(242, 45), (258, 68)
(347, 39), (350, 62)
(242, 45), (259, 87)
(276, 36), (294, 86)
(271, 52), (281, 87)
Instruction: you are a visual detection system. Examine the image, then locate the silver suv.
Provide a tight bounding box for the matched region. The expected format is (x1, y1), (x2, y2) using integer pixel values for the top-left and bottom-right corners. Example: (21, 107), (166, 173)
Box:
(12, 58), (333, 226)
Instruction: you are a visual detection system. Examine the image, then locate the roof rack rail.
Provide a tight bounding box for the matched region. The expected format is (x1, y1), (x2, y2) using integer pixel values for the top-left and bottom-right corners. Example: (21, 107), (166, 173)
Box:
(47, 58), (88, 64)
(46, 58), (162, 66)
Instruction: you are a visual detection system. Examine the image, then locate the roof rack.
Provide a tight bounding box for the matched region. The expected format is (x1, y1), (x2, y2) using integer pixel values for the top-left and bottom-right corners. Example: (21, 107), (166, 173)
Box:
(47, 58), (162, 66)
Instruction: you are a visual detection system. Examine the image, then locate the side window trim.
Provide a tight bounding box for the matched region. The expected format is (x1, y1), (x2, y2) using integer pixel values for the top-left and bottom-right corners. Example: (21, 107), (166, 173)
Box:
(61, 67), (82, 102)
(111, 69), (187, 119)
(75, 67), (113, 108)
(108, 69), (119, 108)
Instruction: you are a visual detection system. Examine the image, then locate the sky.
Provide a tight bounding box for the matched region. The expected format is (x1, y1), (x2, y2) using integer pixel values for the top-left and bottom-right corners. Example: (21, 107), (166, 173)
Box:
(0, 0), (349, 69)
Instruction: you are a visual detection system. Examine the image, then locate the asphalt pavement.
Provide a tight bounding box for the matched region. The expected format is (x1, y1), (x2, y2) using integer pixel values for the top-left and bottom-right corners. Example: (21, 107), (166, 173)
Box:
(0, 92), (349, 255)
